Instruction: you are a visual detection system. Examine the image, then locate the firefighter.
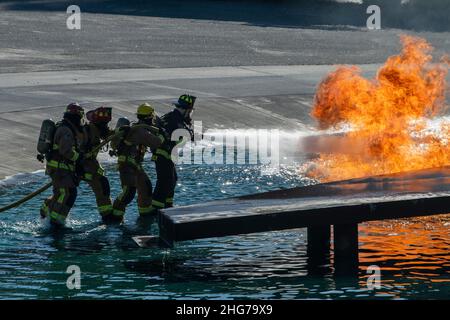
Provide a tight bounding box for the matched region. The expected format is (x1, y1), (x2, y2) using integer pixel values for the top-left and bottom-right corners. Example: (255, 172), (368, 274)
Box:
(81, 106), (114, 222)
(150, 94), (196, 214)
(40, 103), (85, 227)
(108, 103), (163, 223)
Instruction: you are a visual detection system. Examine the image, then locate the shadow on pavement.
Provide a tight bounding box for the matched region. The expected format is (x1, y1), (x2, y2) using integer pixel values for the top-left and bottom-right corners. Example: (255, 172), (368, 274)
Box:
(1, 0), (448, 32)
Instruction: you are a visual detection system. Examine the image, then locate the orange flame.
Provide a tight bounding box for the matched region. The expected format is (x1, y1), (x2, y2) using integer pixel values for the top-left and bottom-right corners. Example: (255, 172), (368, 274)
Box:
(310, 35), (450, 181)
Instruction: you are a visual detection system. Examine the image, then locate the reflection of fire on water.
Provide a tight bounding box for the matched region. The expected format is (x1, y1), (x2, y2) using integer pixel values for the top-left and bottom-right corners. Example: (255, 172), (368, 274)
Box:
(308, 35), (450, 182)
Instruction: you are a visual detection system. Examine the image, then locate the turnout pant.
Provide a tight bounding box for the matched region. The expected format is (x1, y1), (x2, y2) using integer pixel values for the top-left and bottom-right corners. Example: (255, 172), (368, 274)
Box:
(112, 162), (153, 219)
(152, 156), (177, 210)
(40, 168), (78, 226)
(82, 160), (113, 218)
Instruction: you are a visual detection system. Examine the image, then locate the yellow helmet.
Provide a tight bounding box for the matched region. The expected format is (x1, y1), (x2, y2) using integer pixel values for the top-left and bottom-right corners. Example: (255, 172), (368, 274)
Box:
(137, 103), (155, 117)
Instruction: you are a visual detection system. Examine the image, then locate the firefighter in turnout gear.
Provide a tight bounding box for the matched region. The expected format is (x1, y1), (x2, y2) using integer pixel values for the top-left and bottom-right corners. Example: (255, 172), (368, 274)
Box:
(109, 103), (163, 223)
(40, 103), (85, 227)
(150, 94), (196, 214)
(81, 107), (114, 221)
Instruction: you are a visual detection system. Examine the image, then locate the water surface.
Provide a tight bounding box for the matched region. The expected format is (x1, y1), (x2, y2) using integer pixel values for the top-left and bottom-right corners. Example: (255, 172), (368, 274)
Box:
(0, 161), (448, 299)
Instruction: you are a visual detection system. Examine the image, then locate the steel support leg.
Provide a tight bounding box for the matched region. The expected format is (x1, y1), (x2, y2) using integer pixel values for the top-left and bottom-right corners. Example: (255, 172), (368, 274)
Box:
(333, 223), (359, 276)
(307, 225), (331, 274)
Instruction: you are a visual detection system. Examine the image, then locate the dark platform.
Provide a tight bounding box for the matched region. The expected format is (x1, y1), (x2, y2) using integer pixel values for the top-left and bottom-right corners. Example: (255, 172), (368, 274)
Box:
(158, 166), (450, 247)
(137, 166), (450, 275)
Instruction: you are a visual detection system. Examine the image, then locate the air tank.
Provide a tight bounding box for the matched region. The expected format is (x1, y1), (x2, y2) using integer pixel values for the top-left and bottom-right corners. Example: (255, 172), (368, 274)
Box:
(37, 119), (56, 155)
(110, 117), (131, 153)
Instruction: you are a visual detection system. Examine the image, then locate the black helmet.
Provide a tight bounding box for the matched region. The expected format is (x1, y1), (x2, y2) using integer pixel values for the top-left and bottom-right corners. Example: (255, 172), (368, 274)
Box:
(174, 94), (196, 109)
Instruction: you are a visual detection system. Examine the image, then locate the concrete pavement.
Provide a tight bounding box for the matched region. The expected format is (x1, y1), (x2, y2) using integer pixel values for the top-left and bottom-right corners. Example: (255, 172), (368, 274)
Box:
(0, 1), (449, 74)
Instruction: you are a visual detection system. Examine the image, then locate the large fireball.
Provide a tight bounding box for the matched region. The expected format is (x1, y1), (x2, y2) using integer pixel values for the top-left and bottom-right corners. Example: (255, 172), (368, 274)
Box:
(310, 35), (450, 181)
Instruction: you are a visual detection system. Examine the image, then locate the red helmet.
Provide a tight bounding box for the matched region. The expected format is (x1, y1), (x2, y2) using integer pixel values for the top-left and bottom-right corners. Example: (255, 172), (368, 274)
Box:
(66, 103), (84, 117)
(86, 106), (112, 123)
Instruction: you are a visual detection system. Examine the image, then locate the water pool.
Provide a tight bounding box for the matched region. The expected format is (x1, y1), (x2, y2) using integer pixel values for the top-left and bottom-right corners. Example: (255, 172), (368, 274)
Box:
(0, 161), (448, 299)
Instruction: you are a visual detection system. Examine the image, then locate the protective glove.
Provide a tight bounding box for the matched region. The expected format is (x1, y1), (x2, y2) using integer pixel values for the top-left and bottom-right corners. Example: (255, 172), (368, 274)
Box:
(157, 128), (170, 144)
(188, 128), (194, 142)
(118, 125), (130, 133)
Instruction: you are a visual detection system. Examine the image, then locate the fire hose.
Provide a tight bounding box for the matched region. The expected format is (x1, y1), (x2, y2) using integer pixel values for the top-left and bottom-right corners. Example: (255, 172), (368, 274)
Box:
(0, 124), (161, 213)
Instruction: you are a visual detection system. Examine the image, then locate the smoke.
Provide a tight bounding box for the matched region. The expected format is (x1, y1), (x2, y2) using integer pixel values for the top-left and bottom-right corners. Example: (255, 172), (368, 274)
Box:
(311, 0), (449, 31)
